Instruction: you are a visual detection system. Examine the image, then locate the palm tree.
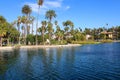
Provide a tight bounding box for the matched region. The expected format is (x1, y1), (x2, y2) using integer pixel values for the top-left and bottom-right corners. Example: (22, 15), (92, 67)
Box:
(55, 20), (62, 41)
(56, 25), (61, 41)
(17, 16), (21, 32)
(21, 26), (24, 37)
(84, 28), (91, 35)
(22, 4), (32, 36)
(63, 20), (74, 33)
(36, 0), (44, 45)
(21, 16), (27, 44)
(30, 16), (35, 35)
(47, 22), (53, 41)
(41, 21), (47, 45)
(17, 16), (21, 45)
(45, 10), (56, 22)
(45, 10), (56, 41)
(55, 20), (58, 26)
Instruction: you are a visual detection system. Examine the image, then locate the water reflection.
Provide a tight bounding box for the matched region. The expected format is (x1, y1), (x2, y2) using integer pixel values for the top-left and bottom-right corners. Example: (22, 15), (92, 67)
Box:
(0, 43), (120, 80)
(0, 49), (19, 76)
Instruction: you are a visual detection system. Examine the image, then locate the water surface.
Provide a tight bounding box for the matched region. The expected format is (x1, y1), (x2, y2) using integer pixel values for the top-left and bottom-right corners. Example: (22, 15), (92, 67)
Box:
(0, 42), (120, 80)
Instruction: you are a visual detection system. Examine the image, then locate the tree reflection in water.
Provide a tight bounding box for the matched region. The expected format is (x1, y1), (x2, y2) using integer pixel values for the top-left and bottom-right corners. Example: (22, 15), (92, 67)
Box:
(0, 49), (20, 76)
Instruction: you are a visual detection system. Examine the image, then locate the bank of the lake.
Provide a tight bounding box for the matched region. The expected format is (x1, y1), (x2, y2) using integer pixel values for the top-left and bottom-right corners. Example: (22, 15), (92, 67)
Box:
(0, 40), (115, 50)
(72, 40), (115, 44)
(0, 44), (81, 51)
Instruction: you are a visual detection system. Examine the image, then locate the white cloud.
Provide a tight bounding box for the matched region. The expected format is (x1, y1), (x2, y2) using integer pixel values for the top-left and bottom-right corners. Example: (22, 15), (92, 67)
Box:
(45, 1), (61, 8)
(24, 0), (70, 14)
(65, 6), (70, 10)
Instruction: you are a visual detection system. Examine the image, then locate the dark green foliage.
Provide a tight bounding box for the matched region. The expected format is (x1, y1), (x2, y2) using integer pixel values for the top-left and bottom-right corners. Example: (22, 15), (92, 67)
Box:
(22, 5), (32, 15)
(26, 34), (35, 45)
(37, 35), (42, 44)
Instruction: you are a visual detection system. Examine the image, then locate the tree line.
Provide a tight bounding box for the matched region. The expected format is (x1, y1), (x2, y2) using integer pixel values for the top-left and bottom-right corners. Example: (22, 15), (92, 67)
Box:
(0, 0), (120, 46)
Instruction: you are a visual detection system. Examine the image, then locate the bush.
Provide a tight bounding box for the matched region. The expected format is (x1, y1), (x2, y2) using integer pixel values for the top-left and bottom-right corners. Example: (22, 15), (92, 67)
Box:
(100, 40), (113, 43)
(26, 34), (35, 45)
(71, 41), (100, 44)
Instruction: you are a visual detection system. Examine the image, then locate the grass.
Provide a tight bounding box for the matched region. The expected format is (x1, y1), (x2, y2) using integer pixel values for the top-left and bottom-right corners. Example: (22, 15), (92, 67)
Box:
(51, 40), (67, 45)
(71, 40), (100, 44)
(99, 39), (113, 43)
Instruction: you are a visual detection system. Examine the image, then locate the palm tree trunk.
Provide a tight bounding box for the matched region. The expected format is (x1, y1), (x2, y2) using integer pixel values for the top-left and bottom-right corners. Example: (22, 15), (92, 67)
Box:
(7, 38), (9, 46)
(36, 5), (40, 45)
(27, 14), (30, 35)
(42, 32), (44, 45)
(49, 33), (51, 41)
(26, 14), (28, 35)
(1, 37), (2, 47)
(32, 23), (33, 35)
(24, 26), (26, 45)
(18, 37), (20, 45)
(18, 24), (21, 45)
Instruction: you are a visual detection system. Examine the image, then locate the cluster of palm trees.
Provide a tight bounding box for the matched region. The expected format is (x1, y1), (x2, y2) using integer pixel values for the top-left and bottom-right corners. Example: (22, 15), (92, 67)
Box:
(14, 0), (120, 45)
(1, 0), (120, 46)
(9, 0), (84, 45)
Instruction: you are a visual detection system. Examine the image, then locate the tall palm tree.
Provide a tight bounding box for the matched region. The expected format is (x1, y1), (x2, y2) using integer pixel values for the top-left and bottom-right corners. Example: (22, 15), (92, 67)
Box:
(45, 10), (56, 41)
(22, 4), (32, 36)
(41, 21), (47, 45)
(55, 20), (61, 41)
(21, 16), (27, 45)
(17, 16), (21, 32)
(30, 16), (35, 35)
(38, 21), (47, 45)
(63, 20), (74, 33)
(36, 0), (44, 45)
(56, 25), (61, 41)
(63, 20), (74, 40)
(17, 16), (21, 44)
(45, 10), (56, 22)
(47, 22), (53, 41)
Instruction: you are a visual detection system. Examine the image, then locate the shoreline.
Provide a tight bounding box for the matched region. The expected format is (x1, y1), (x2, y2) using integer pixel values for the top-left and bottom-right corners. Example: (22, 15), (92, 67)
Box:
(0, 44), (81, 51)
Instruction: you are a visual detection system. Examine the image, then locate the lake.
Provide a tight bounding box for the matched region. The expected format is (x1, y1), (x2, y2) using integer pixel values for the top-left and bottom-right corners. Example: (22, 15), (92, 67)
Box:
(0, 42), (120, 80)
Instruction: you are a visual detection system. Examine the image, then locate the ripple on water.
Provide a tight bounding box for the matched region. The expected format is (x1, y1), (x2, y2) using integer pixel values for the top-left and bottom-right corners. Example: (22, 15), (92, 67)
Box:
(0, 43), (120, 80)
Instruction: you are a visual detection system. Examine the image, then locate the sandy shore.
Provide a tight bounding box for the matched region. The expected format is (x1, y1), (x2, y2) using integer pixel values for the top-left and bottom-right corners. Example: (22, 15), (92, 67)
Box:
(0, 44), (81, 51)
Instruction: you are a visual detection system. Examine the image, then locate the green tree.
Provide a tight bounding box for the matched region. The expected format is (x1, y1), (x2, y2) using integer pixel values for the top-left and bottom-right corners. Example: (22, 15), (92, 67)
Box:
(22, 4), (32, 36)
(63, 20), (74, 33)
(0, 16), (7, 46)
(45, 10), (56, 22)
(26, 34), (35, 45)
(9, 25), (19, 44)
(47, 22), (53, 41)
(73, 29), (85, 41)
(63, 20), (74, 41)
(0, 16), (7, 37)
(84, 28), (91, 35)
(38, 21), (47, 45)
(17, 16), (21, 32)
(45, 10), (56, 41)
(21, 16), (27, 44)
(17, 16), (21, 44)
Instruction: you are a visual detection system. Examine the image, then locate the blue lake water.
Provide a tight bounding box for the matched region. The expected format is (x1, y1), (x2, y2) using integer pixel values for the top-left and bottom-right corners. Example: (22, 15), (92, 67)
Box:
(0, 42), (120, 80)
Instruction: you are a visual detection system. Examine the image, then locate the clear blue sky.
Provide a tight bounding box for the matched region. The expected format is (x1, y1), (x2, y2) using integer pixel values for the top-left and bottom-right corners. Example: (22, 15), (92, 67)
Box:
(0, 0), (120, 30)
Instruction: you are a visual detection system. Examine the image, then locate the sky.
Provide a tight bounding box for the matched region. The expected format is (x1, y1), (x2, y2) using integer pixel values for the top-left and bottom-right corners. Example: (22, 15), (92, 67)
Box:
(0, 0), (120, 31)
